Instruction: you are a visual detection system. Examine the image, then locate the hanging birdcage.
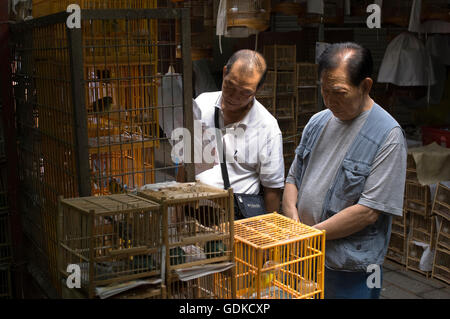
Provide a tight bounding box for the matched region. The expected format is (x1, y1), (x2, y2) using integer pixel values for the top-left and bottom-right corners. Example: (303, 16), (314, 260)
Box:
(226, 0), (271, 32)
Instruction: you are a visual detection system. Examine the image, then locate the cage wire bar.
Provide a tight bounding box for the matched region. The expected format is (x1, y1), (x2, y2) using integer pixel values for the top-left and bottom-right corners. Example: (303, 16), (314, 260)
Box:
(11, 8), (194, 296)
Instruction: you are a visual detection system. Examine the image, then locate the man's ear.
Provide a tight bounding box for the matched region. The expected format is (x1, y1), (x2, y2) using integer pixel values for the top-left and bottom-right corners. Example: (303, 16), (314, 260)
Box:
(361, 77), (373, 95)
(223, 65), (227, 79)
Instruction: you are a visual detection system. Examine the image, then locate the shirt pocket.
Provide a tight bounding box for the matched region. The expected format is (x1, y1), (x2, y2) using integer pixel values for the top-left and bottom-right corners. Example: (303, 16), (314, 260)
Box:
(335, 159), (371, 204)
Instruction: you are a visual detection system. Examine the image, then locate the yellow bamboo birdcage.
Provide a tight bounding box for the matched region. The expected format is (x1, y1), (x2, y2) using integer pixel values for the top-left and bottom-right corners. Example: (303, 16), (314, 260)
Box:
(234, 213), (325, 299)
(58, 194), (162, 299)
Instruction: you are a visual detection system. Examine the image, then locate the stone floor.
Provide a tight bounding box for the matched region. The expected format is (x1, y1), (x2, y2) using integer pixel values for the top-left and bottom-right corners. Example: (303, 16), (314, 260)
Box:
(381, 259), (450, 299)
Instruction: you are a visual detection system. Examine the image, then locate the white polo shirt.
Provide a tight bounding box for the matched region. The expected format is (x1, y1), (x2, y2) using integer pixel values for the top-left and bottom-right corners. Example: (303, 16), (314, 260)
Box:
(194, 91), (285, 194)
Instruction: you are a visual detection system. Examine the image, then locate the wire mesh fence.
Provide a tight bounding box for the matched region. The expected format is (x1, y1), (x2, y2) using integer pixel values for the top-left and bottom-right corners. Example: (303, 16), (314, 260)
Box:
(11, 8), (193, 296)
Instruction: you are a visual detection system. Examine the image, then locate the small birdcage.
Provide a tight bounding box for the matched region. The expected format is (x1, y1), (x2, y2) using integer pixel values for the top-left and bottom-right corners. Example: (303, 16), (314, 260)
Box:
(0, 264), (12, 299)
(256, 96), (275, 115)
(58, 194), (162, 298)
(234, 213), (325, 299)
(137, 182), (235, 275)
(226, 0), (271, 32)
(275, 96), (295, 119)
(0, 213), (12, 264)
(296, 63), (318, 86)
(167, 267), (234, 299)
(431, 183), (450, 220)
(257, 71), (276, 97)
(386, 232), (406, 265)
(432, 247), (450, 285)
(276, 71), (296, 94)
(264, 45), (296, 71)
(405, 182), (432, 217)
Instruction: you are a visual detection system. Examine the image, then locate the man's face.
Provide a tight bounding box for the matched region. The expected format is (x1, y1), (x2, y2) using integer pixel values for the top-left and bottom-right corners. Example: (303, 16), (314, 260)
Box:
(320, 64), (366, 121)
(221, 62), (261, 114)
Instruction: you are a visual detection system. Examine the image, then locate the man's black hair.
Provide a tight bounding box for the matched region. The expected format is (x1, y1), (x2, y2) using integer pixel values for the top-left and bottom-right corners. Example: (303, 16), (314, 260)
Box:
(225, 50), (267, 90)
(318, 42), (373, 87)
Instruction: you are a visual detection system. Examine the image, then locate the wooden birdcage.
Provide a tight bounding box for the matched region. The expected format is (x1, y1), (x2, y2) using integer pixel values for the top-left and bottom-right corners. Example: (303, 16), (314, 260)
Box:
(138, 182), (235, 273)
(58, 194), (162, 299)
(296, 63), (318, 86)
(167, 267), (234, 299)
(0, 213), (12, 264)
(431, 183), (450, 220)
(226, 0), (271, 32)
(233, 213), (325, 299)
(264, 45), (296, 71)
(257, 70), (276, 97)
(386, 232), (407, 266)
(405, 182), (432, 217)
(276, 71), (295, 95)
(275, 96), (295, 119)
(0, 264), (12, 299)
(256, 96), (275, 115)
(432, 247), (450, 285)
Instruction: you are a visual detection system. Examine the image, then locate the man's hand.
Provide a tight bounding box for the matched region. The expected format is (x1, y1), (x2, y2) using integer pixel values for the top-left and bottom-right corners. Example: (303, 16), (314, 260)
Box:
(313, 204), (380, 240)
(282, 183), (299, 221)
(263, 187), (281, 213)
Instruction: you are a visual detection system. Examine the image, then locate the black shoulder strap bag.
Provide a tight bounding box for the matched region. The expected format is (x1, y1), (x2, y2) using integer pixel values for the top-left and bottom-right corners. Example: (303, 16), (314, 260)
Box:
(214, 107), (267, 220)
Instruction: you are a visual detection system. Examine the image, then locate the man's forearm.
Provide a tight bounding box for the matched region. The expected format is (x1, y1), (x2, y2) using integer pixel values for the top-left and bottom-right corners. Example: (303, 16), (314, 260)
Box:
(282, 182), (299, 221)
(264, 187), (281, 213)
(313, 204), (380, 240)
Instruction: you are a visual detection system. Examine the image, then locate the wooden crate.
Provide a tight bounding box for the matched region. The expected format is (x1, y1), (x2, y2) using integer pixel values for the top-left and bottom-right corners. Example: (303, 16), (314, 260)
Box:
(234, 213), (325, 299)
(432, 247), (450, 285)
(58, 194), (162, 299)
(264, 45), (296, 71)
(137, 182), (235, 272)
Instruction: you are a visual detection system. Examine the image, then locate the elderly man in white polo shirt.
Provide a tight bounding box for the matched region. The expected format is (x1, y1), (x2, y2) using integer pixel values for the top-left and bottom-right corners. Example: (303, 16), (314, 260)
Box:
(194, 50), (285, 215)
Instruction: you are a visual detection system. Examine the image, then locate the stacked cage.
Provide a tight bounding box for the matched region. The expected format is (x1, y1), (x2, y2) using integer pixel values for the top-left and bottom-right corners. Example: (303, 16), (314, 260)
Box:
(234, 213), (325, 299)
(58, 194), (163, 298)
(431, 183), (450, 285)
(13, 7), (189, 296)
(138, 182), (235, 299)
(0, 105), (12, 298)
(403, 154), (436, 277)
(385, 155), (414, 266)
(262, 45), (297, 178)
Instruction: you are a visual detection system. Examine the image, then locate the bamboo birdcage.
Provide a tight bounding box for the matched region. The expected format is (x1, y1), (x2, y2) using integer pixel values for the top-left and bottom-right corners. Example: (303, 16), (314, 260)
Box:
(405, 182), (432, 218)
(226, 0), (271, 32)
(138, 182), (235, 272)
(432, 247), (450, 285)
(431, 183), (450, 220)
(257, 70), (276, 97)
(0, 264), (12, 299)
(386, 232), (407, 266)
(58, 194), (162, 299)
(296, 63), (318, 86)
(264, 45), (296, 71)
(275, 96), (295, 119)
(167, 267), (234, 299)
(233, 213), (325, 299)
(0, 213), (12, 264)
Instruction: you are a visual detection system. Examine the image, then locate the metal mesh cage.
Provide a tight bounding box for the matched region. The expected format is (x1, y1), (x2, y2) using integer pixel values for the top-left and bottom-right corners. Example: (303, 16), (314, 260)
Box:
(59, 194), (162, 298)
(234, 213), (325, 299)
